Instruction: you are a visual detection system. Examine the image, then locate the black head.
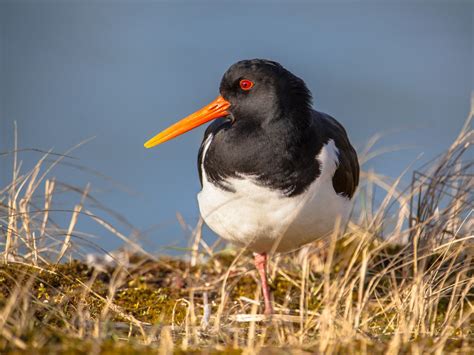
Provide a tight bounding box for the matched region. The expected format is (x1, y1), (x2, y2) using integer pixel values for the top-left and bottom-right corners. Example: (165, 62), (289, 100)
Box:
(144, 59), (313, 148)
(219, 59), (312, 126)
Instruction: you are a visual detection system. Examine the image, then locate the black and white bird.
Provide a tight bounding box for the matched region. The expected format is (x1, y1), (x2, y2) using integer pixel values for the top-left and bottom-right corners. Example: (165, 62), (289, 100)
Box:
(145, 59), (359, 315)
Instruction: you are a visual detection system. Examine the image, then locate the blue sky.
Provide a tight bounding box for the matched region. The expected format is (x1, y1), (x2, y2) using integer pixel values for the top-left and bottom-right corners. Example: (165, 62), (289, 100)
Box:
(1, 1), (472, 252)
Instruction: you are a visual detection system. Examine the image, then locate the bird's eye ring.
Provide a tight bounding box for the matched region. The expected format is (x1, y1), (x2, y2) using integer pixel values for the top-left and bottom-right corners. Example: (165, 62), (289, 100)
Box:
(239, 79), (254, 91)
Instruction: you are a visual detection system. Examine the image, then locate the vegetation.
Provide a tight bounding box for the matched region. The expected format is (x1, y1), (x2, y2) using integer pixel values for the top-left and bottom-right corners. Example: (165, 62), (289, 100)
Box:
(0, 101), (473, 353)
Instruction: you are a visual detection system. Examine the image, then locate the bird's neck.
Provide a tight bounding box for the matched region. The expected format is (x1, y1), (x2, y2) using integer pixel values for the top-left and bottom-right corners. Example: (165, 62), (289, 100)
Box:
(263, 104), (313, 136)
(228, 106), (315, 157)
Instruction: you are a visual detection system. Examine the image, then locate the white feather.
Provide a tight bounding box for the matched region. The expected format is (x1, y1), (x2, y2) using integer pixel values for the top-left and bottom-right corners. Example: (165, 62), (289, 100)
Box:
(197, 138), (352, 253)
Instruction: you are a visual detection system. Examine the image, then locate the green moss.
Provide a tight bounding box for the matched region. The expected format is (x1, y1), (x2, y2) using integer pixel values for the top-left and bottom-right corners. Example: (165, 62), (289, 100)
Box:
(114, 286), (185, 324)
(230, 274), (256, 300)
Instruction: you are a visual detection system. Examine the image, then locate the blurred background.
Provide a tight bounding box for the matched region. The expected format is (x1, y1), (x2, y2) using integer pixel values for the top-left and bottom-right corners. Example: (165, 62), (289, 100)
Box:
(1, 1), (473, 252)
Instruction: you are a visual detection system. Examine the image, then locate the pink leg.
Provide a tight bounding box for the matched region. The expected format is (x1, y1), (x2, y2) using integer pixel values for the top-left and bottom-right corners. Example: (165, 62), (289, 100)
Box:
(254, 252), (273, 315)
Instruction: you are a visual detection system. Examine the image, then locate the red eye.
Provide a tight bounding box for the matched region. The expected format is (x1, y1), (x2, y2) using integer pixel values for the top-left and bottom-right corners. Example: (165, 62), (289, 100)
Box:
(239, 79), (254, 91)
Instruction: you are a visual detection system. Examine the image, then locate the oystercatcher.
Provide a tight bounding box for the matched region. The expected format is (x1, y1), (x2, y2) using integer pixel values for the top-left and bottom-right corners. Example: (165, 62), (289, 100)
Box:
(145, 59), (359, 315)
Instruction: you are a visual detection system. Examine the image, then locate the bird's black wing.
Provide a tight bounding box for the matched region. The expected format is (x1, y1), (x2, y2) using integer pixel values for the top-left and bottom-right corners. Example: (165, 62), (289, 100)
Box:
(312, 110), (359, 198)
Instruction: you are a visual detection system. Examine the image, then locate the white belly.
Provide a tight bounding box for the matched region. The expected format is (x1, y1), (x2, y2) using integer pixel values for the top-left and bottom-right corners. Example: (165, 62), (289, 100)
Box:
(197, 138), (352, 253)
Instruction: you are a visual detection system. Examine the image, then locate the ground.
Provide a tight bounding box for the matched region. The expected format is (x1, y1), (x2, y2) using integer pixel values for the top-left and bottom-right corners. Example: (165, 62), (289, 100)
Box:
(0, 239), (472, 354)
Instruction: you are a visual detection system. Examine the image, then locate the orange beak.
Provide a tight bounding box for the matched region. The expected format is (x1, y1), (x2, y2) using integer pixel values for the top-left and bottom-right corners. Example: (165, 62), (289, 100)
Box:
(144, 95), (231, 148)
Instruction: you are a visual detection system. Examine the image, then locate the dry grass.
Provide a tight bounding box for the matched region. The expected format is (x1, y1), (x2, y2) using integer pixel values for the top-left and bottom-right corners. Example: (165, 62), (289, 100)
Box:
(0, 101), (472, 353)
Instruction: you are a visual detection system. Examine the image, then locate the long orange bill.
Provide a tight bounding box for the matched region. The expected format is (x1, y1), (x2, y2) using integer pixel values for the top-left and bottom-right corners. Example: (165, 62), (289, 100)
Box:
(144, 95), (231, 148)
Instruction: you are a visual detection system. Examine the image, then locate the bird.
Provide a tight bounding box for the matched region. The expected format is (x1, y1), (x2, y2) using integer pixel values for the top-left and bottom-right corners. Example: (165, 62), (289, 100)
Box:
(144, 59), (359, 315)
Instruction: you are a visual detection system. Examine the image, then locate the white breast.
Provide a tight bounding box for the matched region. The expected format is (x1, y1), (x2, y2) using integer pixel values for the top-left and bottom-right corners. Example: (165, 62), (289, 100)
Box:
(197, 136), (353, 253)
